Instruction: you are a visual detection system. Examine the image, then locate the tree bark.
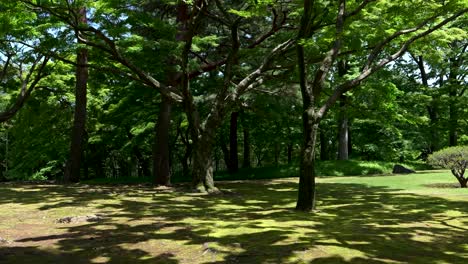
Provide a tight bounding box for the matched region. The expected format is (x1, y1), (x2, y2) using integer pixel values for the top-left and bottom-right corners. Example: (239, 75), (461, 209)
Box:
(64, 8), (88, 183)
(287, 144), (293, 164)
(337, 95), (349, 160)
(153, 96), (172, 185)
(191, 125), (220, 193)
(296, 109), (318, 211)
(337, 60), (349, 160)
(229, 111), (239, 173)
(295, 1), (317, 210)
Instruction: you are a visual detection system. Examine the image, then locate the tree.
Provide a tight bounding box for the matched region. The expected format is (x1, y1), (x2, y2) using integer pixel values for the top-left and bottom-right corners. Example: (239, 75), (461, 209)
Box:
(428, 146), (468, 187)
(64, 7), (89, 183)
(295, 0), (467, 211)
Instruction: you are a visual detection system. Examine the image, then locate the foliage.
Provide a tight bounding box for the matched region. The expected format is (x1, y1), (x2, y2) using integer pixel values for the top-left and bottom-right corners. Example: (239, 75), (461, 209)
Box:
(428, 146), (468, 187)
(1, 171), (467, 263)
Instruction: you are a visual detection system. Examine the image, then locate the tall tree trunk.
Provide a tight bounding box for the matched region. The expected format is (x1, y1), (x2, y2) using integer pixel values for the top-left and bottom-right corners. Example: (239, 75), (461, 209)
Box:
(295, 3), (317, 210)
(448, 84), (458, 146)
(337, 61), (349, 160)
(153, 96), (172, 185)
(242, 124), (251, 168)
(319, 127), (329, 160)
(337, 96), (349, 160)
(64, 8), (88, 183)
(447, 54), (462, 147)
(229, 111), (239, 173)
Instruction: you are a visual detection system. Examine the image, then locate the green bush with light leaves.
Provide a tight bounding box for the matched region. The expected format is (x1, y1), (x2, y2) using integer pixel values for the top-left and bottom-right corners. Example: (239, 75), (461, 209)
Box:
(428, 146), (468, 188)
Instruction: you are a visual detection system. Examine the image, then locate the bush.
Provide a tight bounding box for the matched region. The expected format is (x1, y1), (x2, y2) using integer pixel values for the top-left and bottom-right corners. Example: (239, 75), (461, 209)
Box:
(428, 146), (468, 188)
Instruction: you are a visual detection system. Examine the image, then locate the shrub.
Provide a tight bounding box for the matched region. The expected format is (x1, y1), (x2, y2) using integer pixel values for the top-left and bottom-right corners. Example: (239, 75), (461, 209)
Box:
(428, 146), (468, 188)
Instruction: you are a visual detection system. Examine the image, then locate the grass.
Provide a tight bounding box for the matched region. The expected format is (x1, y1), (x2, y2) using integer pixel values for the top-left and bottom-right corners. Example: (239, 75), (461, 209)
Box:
(81, 160), (431, 185)
(215, 160), (431, 181)
(1, 170), (467, 263)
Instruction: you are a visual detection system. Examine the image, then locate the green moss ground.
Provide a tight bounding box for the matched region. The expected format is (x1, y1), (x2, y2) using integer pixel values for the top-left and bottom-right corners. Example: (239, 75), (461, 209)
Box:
(1, 170), (467, 263)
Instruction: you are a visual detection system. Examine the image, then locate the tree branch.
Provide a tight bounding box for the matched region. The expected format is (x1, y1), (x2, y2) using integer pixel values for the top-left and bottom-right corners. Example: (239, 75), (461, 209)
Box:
(318, 8), (468, 119)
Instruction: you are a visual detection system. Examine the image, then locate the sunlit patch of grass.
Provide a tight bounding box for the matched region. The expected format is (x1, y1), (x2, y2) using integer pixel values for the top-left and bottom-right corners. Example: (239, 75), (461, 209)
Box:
(0, 171), (467, 263)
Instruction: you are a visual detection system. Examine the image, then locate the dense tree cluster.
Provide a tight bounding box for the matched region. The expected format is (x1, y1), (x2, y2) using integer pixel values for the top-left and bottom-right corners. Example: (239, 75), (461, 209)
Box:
(0, 0), (466, 210)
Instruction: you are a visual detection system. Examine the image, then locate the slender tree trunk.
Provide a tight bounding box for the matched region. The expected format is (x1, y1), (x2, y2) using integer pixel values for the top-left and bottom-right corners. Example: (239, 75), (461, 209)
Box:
(229, 111), (239, 173)
(64, 8), (88, 183)
(179, 127), (192, 178)
(319, 126), (329, 160)
(337, 97), (349, 160)
(153, 96), (172, 185)
(448, 56), (460, 147)
(242, 126), (251, 168)
(337, 61), (349, 160)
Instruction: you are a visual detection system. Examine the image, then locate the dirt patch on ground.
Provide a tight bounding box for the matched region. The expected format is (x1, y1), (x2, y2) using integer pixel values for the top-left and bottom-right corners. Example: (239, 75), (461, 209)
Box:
(55, 214), (107, 224)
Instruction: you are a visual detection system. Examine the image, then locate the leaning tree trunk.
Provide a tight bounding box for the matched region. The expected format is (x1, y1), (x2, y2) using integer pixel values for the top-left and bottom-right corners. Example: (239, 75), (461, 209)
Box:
(64, 7), (88, 183)
(153, 96), (172, 185)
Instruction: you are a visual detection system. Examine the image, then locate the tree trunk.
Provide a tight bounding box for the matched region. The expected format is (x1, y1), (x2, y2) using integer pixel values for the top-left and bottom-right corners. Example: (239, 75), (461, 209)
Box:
(337, 97), (349, 160)
(153, 96), (172, 185)
(337, 61), (349, 160)
(64, 8), (88, 183)
(448, 56), (460, 147)
(192, 132), (218, 193)
(448, 89), (457, 146)
(459, 179), (467, 188)
(242, 127), (251, 168)
(229, 111), (239, 173)
(287, 144), (293, 164)
(319, 127), (329, 160)
(296, 110), (318, 211)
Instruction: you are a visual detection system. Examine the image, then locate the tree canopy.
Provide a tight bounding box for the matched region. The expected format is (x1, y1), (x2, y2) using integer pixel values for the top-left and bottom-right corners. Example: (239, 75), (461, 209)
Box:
(0, 0), (466, 211)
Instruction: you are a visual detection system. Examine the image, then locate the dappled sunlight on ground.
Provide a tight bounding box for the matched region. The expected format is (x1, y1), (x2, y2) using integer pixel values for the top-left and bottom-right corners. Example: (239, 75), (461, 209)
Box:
(0, 171), (467, 263)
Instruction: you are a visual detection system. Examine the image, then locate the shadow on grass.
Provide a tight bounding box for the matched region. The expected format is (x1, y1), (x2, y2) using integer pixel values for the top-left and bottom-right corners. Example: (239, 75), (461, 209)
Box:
(0, 180), (467, 263)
